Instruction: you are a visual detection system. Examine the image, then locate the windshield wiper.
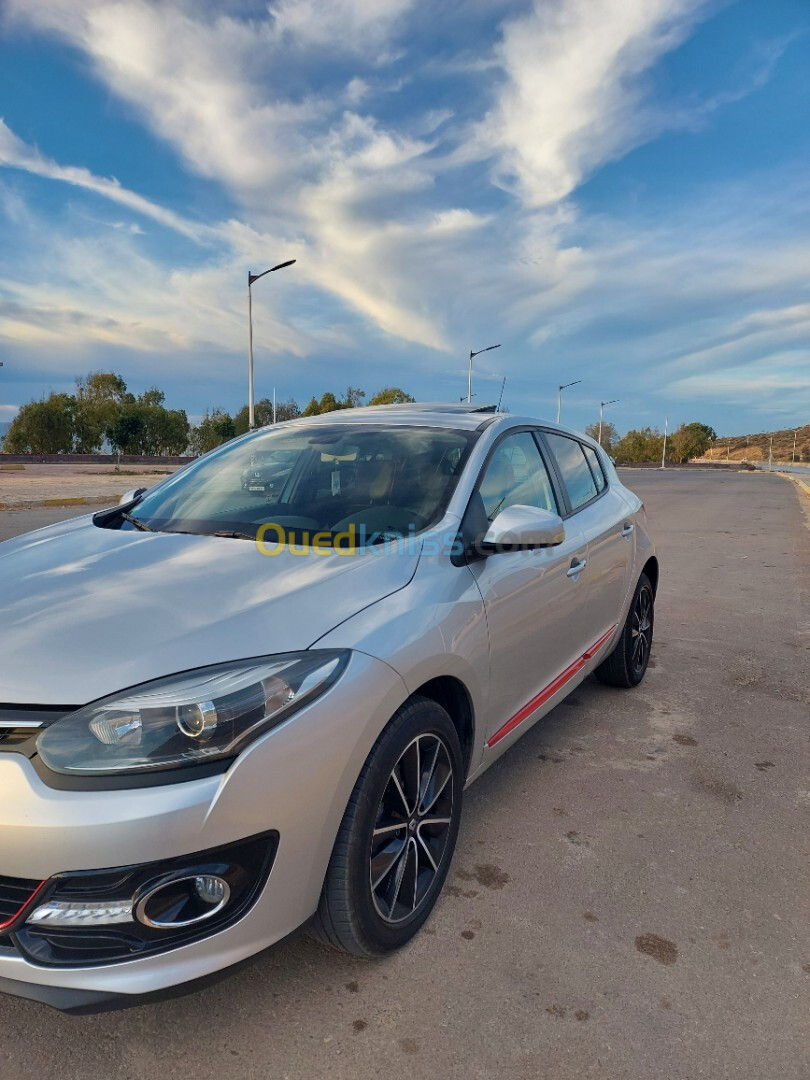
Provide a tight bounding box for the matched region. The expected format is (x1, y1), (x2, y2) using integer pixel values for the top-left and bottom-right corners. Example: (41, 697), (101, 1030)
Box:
(213, 530), (258, 541)
(118, 510), (155, 533)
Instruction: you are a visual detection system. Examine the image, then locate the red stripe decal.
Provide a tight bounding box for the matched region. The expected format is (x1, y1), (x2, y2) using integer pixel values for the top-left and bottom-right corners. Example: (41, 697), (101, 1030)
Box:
(486, 625), (617, 749)
(0, 879), (48, 932)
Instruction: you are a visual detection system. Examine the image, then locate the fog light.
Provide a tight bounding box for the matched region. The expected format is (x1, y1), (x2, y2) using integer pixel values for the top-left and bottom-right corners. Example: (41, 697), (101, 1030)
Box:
(195, 874), (227, 905)
(135, 873), (231, 929)
(27, 899), (133, 927)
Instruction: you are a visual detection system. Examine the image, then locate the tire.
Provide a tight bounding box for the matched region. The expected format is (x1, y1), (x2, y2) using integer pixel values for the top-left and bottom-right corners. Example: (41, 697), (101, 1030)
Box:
(312, 696), (463, 957)
(594, 572), (654, 688)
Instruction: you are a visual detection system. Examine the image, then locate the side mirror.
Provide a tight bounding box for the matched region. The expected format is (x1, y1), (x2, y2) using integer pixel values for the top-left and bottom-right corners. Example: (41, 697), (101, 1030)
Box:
(481, 505), (565, 551)
(119, 487), (147, 506)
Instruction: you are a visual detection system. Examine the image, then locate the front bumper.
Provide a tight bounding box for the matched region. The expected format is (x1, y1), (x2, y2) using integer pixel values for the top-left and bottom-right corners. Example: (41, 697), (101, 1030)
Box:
(0, 958), (259, 1014)
(0, 650), (408, 1010)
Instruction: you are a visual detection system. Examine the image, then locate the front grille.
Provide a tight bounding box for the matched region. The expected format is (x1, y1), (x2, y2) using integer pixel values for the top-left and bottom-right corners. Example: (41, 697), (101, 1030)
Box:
(0, 874), (44, 930)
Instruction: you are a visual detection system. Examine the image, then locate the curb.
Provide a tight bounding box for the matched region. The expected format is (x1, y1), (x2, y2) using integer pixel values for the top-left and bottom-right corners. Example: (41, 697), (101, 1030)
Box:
(773, 472), (810, 498)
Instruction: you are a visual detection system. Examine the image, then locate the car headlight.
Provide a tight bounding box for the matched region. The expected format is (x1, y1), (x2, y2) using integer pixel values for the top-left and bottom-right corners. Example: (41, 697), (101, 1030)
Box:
(36, 651), (349, 777)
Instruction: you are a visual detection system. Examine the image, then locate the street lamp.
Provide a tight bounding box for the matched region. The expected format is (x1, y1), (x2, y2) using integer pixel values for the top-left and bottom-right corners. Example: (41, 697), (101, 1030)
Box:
(247, 259), (296, 430)
(556, 380), (581, 423)
(660, 417), (668, 470)
(467, 344), (501, 403)
(598, 398), (619, 447)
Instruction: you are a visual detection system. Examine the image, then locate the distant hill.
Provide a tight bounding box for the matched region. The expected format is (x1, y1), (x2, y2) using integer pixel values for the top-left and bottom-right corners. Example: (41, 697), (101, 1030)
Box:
(705, 423), (810, 464)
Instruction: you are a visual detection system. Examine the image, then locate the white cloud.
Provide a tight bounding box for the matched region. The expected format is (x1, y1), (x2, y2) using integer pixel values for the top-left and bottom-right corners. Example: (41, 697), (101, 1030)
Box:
(0, 118), (208, 241)
(471, 0), (710, 206)
(266, 0), (413, 52)
(667, 351), (810, 414)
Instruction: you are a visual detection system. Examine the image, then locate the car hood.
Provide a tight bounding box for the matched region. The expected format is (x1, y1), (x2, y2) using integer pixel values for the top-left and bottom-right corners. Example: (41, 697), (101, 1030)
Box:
(0, 517), (420, 705)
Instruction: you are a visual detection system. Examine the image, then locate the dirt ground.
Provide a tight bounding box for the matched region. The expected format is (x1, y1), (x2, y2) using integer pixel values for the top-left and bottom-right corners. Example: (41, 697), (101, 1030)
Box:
(0, 464), (178, 508)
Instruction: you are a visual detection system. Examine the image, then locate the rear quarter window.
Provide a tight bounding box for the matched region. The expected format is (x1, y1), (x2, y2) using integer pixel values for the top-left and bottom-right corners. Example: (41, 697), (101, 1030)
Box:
(582, 444), (606, 493)
(545, 432), (599, 511)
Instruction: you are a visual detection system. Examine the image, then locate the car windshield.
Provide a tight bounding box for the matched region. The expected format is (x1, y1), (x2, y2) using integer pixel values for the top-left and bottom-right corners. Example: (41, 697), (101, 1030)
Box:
(104, 424), (477, 545)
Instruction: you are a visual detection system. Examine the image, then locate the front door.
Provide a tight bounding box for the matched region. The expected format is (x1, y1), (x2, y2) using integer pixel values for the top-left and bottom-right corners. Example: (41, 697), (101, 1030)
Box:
(466, 430), (591, 746)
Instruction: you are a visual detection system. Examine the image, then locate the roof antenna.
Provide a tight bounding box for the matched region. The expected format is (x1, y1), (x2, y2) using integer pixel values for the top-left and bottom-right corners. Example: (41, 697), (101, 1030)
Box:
(497, 376), (507, 412)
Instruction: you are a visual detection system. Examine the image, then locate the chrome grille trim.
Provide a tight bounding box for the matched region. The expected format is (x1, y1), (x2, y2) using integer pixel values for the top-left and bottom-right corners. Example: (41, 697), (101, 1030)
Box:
(0, 707), (74, 755)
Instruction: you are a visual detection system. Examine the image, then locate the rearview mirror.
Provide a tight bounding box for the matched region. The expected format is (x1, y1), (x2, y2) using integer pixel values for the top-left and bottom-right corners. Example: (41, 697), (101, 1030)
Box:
(481, 505), (565, 551)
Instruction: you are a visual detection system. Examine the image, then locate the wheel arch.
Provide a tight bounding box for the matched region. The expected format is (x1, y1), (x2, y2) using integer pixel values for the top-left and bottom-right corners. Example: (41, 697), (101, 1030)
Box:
(641, 555), (659, 597)
(409, 675), (475, 777)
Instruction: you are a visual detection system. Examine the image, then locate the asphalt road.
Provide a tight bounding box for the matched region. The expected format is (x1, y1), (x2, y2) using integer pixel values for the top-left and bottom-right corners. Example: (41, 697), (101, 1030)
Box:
(0, 470), (807, 1080)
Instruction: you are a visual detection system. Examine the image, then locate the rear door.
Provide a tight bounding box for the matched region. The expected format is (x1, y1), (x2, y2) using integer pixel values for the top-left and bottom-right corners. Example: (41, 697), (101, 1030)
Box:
(541, 432), (633, 642)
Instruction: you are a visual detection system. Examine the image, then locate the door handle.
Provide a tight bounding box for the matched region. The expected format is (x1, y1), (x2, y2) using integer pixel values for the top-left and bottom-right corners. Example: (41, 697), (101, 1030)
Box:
(566, 558), (587, 578)
(621, 522), (635, 539)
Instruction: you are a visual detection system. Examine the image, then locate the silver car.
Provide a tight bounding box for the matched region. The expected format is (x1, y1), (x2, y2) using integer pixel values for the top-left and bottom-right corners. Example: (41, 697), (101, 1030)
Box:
(0, 404), (656, 1012)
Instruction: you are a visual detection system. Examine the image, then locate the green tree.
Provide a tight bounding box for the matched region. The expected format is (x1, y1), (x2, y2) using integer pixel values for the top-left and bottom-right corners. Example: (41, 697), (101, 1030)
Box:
(191, 409), (236, 455)
(343, 386), (366, 408)
(3, 395), (74, 453)
(368, 387), (415, 406)
(106, 406), (147, 456)
(275, 398), (301, 423)
(317, 392), (343, 414)
(137, 406), (190, 455)
(72, 397), (106, 453)
(614, 427), (664, 464)
(584, 420), (618, 453)
(139, 387), (166, 408)
(668, 421), (717, 463)
(77, 371), (130, 405)
(74, 371), (131, 452)
(234, 398), (275, 435)
(301, 397), (321, 416)
(160, 409), (191, 454)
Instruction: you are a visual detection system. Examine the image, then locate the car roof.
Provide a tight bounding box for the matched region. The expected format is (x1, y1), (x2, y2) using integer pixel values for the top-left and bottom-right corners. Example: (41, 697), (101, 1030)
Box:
(256, 402), (592, 443)
(280, 403), (502, 432)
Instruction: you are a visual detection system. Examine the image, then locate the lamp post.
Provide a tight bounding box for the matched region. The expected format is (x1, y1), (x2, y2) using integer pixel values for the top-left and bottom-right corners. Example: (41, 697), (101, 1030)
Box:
(467, 344), (501, 403)
(247, 259), (296, 430)
(556, 380), (581, 424)
(660, 417), (668, 470)
(598, 398), (619, 448)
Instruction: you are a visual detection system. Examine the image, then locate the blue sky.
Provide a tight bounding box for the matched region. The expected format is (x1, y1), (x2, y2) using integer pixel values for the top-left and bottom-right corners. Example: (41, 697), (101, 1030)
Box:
(0, 0), (808, 435)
